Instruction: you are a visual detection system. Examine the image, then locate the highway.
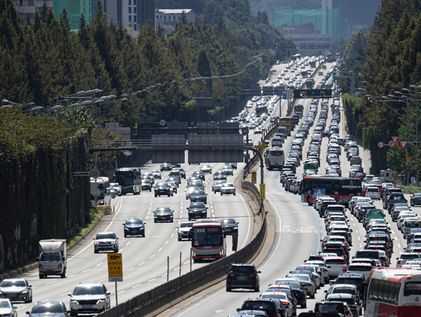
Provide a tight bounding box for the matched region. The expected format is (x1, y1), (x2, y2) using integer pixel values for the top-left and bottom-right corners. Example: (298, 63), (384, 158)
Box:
(161, 61), (416, 316)
(13, 161), (254, 314)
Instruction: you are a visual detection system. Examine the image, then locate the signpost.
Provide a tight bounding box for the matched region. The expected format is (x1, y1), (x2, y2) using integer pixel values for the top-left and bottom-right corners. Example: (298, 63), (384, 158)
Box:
(259, 183), (266, 200)
(107, 253), (123, 305)
(251, 171), (257, 184)
(293, 89), (332, 99)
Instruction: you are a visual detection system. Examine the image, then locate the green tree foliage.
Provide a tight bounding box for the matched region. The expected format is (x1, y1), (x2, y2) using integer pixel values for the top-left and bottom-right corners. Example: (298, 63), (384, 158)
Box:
(343, 0), (421, 174)
(0, 0), (294, 125)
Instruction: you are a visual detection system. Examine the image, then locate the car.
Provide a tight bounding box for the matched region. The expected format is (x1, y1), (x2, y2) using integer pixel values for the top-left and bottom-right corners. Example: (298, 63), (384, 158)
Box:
(222, 218), (239, 235)
(259, 292), (295, 317)
(154, 182), (173, 197)
(230, 309), (268, 317)
(238, 299), (282, 317)
(273, 278), (307, 308)
(123, 217), (145, 237)
(68, 283), (110, 315)
(226, 263), (260, 292)
(188, 189), (207, 203)
(0, 298), (17, 317)
(141, 179), (152, 191)
(93, 232), (119, 253)
(213, 172), (227, 181)
(153, 207), (174, 222)
(286, 273), (316, 298)
(212, 180), (227, 193)
(27, 300), (68, 317)
(0, 278), (32, 303)
(192, 170), (205, 181)
(160, 162), (172, 171)
(151, 170), (161, 179)
(222, 166), (234, 176)
(410, 193), (421, 206)
(107, 183), (122, 196)
(187, 202), (208, 221)
(177, 221), (194, 241)
(220, 183), (236, 196)
(314, 300), (353, 317)
(200, 164), (212, 174)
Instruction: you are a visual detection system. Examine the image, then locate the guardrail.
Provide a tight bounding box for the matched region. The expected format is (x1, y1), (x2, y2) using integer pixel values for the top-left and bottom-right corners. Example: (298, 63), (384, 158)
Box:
(98, 182), (266, 317)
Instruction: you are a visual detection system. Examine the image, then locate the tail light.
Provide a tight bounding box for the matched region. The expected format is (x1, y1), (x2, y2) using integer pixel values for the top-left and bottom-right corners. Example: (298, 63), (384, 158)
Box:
(228, 272), (234, 277)
(281, 301), (289, 306)
(343, 266), (348, 271)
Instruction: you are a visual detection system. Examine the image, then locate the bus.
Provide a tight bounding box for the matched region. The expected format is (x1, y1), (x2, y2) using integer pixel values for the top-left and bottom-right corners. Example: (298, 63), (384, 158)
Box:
(113, 167), (141, 195)
(300, 175), (362, 206)
(191, 221), (226, 262)
(264, 147), (284, 170)
(365, 268), (421, 317)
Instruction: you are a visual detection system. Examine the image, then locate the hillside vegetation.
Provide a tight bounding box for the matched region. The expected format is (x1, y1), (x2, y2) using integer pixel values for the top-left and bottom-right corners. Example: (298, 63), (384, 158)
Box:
(342, 0), (421, 176)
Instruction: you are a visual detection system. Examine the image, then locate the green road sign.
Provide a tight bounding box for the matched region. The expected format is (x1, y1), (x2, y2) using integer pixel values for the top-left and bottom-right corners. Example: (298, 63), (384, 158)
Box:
(293, 89), (333, 99)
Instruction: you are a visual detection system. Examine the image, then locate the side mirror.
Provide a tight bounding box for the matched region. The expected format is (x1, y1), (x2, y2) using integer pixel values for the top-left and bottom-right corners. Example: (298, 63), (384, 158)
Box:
(28, 284), (32, 288)
(257, 271), (261, 274)
(236, 308), (241, 312)
(26, 312), (30, 315)
(67, 293), (72, 296)
(144, 222), (147, 225)
(106, 292), (111, 295)
(36, 257), (39, 261)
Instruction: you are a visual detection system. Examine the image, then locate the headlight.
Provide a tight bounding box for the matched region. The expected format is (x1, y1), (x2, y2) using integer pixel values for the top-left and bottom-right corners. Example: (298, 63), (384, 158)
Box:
(96, 299), (106, 304)
(70, 299), (79, 304)
(22, 290), (28, 294)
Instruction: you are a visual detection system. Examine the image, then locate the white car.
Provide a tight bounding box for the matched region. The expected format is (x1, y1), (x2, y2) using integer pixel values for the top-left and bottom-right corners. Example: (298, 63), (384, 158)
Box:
(220, 183), (236, 196)
(325, 256), (348, 279)
(69, 283), (110, 315)
(93, 232), (119, 253)
(107, 183), (122, 196)
(0, 298), (16, 317)
(0, 278), (32, 303)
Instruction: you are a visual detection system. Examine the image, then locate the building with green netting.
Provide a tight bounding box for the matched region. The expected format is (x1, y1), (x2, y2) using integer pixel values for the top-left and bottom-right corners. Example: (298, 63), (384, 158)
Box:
(54, 0), (97, 30)
(269, 7), (341, 39)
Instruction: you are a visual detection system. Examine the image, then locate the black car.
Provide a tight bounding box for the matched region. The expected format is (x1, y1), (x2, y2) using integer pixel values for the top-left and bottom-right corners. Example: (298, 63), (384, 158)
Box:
(226, 263), (260, 292)
(410, 193), (421, 206)
(160, 162), (173, 171)
(141, 179), (152, 191)
(238, 299), (282, 317)
(187, 202), (208, 221)
(192, 170), (205, 180)
(189, 189), (207, 203)
(27, 300), (69, 317)
(154, 182), (173, 197)
(123, 217), (145, 237)
(222, 218), (238, 235)
(334, 273), (367, 300)
(153, 207), (174, 223)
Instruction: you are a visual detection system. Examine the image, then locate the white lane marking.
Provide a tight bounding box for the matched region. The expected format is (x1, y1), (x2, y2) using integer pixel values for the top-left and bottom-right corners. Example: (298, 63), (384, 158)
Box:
(138, 261), (145, 266)
(148, 278), (157, 282)
(82, 269), (91, 273)
(170, 233), (175, 238)
(125, 241), (131, 246)
(127, 267), (134, 272)
(164, 240), (169, 245)
(69, 197), (124, 261)
(149, 254), (155, 259)
(95, 262), (103, 267)
(157, 247), (162, 253)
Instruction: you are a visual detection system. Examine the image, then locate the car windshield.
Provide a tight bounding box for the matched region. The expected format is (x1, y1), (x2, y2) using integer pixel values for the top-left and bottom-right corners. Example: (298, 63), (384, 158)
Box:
(40, 252), (61, 261)
(0, 300), (11, 308)
(180, 223), (193, 228)
(73, 285), (105, 295)
(156, 208), (171, 213)
(224, 219), (237, 225)
(333, 288), (354, 294)
(261, 293), (287, 300)
(31, 303), (64, 313)
(0, 280), (26, 287)
(96, 233), (116, 239)
(317, 303), (345, 313)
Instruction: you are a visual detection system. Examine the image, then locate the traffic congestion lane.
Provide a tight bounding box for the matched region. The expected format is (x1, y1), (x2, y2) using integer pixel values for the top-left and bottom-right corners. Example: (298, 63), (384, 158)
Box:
(14, 162), (254, 313)
(166, 169), (322, 317)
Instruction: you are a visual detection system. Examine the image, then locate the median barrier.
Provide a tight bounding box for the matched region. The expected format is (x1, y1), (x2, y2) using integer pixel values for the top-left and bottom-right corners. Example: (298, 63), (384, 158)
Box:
(98, 182), (266, 317)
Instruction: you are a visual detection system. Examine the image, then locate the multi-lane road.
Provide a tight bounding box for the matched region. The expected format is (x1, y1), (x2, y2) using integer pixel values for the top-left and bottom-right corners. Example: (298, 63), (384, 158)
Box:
(13, 162), (255, 314)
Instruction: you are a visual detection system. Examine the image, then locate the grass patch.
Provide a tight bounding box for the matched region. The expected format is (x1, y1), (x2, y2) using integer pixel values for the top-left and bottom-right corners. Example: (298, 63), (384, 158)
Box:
(399, 185), (421, 194)
(67, 207), (105, 248)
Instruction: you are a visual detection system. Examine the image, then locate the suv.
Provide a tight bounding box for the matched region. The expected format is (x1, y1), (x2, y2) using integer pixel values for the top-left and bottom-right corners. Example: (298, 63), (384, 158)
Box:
(226, 264), (260, 292)
(238, 299), (282, 317)
(314, 300), (353, 317)
(27, 300), (67, 317)
(177, 221), (194, 241)
(93, 232), (119, 253)
(68, 283), (110, 315)
(0, 278), (32, 303)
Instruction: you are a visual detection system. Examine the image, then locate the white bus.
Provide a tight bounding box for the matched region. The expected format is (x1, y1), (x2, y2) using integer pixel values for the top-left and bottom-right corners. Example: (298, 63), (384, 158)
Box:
(264, 147), (284, 170)
(365, 267), (421, 317)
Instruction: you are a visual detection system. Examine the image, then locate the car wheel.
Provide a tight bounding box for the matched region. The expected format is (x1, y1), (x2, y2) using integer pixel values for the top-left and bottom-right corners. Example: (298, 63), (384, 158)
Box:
(220, 193), (223, 196)
(39, 274), (45, 279)
(154, 194), (157, 197)
(168, 194), (171, 197)
(94, 248), (98, 254)
(61, 269), (66, 278)
(124, 234), (127, 238)
(178, 236), (181, 241)
(301, 302), (307, 309)
(226, 285), (231, 292)
(234, 192), (236, 196)
(254, 286), (260, 292)
(310, 292), (315, 299)
(154, 219), (157, 223)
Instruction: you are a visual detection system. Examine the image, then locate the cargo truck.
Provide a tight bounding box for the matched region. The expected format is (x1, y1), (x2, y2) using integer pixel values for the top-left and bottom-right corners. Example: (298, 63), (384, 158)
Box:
(38, 239), (67, 278)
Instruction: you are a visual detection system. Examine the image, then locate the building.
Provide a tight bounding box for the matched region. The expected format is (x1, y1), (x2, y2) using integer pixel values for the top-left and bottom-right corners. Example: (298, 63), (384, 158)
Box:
(340, 0), (381, 38)
(54, 0), (96, 30)
(11, 0), (54, 24)
(102, 0), (155, 36)
(155, 9), (195, 34)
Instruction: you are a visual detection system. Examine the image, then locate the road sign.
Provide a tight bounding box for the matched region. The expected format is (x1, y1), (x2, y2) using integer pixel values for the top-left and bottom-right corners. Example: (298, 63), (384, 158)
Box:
(401, 140), (408, 147)
(159, 119), (166, 127)
(293, 89), (332, 99)
(107, 253), (123, 282)
(388, 141), (395, 147)
(251, 171), (256, 184)
(392, 136), (398, 142)
(259, 183), (266, 200)
(377, 141), (384, 148)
